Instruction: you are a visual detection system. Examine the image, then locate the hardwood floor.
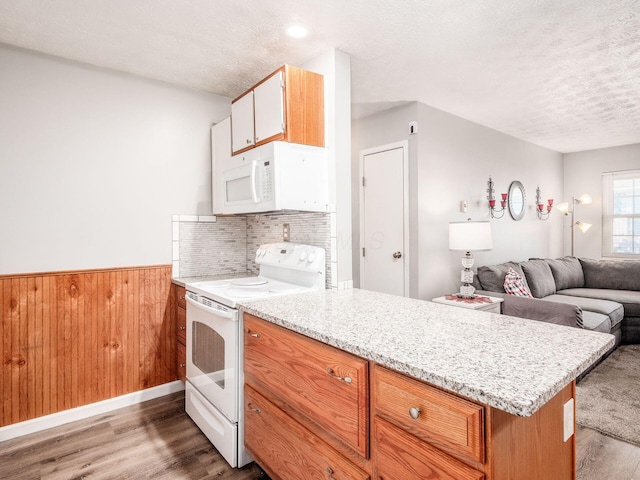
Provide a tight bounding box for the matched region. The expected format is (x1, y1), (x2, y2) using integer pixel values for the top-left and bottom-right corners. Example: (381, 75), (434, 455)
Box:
(0, 392), (268, 480)
(2, 392), (640, 480)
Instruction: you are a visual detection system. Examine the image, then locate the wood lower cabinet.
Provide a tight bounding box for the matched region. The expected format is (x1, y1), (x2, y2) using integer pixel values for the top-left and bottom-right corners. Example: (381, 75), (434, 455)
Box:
(174, 285), (186, 381)
(244, 314), (576, 480)
(245, 385), (369, 480)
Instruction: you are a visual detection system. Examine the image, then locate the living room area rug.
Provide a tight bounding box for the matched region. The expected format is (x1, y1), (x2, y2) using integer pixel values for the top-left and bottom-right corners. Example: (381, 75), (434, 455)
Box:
(576, 345), (640, 446)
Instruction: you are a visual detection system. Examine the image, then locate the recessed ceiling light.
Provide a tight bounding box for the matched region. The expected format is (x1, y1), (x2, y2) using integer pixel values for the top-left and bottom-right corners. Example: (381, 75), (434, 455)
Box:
(286, 25), (309, 38)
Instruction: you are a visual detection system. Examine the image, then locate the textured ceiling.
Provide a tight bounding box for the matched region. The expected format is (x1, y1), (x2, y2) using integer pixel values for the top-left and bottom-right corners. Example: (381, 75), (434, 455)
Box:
(1, 0), (639, 153)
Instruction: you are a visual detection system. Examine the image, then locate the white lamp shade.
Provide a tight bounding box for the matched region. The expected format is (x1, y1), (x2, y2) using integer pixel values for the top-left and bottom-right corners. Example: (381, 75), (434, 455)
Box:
(449, 221), (493, 251)
(556, 202), (570, 214)
(577, 193), (593, 205)
(576, 221), (592, 233)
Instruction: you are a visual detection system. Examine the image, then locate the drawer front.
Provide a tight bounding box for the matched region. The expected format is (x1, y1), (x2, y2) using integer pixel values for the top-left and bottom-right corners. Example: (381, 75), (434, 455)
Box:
(372, 365), (484, 463)
(175, 285), (186, 310)
(374, 417), (484, 480)
(176, 305), (186, 345)
(245, 385), (370, 480)
(244, 314), (369, 458)
(176, 341), (186, 381)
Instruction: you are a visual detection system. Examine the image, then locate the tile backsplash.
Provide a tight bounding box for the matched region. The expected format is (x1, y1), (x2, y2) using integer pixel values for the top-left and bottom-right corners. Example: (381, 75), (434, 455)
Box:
(172, 212), (335, 287)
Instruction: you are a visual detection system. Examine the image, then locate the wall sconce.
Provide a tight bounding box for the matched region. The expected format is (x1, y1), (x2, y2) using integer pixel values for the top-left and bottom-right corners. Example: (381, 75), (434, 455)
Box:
(535, 186), (554, 220)
(556, 194), (592, 256)
(487, 177), (508, 219)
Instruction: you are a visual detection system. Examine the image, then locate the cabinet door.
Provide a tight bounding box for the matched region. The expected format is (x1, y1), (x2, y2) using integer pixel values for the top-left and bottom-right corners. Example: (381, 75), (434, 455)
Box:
(245, 385), (370, 480)
(231, 91), (255, 154)
(374, 417), (484, 480)
(244, 314), (369, 458)
(254, 70), (285, 145)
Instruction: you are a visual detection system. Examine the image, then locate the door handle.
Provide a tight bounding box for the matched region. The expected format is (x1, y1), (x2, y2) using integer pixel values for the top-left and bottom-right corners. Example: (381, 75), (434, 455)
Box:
(393, 251), (402, 259)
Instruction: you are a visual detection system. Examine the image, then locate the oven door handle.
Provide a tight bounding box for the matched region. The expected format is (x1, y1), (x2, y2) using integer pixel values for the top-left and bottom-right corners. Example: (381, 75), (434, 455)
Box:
(186, 295), (237, 320)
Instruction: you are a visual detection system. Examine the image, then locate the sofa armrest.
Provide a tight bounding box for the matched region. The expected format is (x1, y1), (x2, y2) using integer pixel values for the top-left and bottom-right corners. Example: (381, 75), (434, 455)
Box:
(476, 290), (582, 328)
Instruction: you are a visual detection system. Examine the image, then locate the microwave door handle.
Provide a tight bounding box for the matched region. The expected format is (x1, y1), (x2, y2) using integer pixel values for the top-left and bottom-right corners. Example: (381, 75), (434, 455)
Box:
(251, 160), (260, 204)
(185, 295), (236, 320)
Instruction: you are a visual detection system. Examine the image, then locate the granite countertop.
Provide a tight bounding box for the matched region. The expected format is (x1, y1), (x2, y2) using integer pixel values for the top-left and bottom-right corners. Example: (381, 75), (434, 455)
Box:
(239, 288), (615, 417)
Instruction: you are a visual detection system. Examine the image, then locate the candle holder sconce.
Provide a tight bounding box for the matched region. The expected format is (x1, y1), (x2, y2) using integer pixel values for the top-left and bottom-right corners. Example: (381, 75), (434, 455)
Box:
(487, 176), (508, 219)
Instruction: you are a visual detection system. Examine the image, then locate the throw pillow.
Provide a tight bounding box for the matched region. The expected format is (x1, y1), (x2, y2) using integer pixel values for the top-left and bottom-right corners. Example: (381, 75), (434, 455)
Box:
(477, 262), (530, 293)
(503, 268), (533, 297)
(546, 257), (585, 290)
(521, 259), (556, 298)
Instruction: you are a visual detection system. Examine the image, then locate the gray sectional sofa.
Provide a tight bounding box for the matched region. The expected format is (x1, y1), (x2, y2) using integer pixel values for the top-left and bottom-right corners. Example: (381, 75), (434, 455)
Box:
(473, 257), (640, 349)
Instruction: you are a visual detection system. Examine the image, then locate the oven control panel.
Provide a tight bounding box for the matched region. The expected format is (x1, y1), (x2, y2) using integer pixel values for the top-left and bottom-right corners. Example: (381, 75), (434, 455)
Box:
(255, 242), (325, 272)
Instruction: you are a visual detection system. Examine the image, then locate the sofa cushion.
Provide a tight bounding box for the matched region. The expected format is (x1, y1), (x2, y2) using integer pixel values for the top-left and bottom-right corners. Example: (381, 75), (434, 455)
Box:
(543, 294), (624, 330)
(546, 257), (584, 290)
(503, 268), (533, 297)
(580, 258), (640, 291)
(477, 262), (529, 293)
(521, 259), (556, 298)
(580, 310), (613, 334)
(558, 288), (640, 317)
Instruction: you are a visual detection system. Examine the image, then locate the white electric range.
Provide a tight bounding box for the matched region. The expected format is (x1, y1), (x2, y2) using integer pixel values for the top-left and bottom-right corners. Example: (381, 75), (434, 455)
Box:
(183, 242), (326, 468)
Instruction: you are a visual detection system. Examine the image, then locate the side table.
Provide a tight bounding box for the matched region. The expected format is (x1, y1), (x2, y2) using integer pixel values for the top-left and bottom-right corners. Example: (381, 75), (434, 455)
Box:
(432, 294), (504, 314)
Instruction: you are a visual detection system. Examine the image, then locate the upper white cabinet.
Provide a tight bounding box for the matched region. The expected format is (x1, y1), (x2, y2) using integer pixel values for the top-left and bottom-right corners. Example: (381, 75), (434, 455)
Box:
(231, 65), (324, 155)
(231, 91), (255, 152)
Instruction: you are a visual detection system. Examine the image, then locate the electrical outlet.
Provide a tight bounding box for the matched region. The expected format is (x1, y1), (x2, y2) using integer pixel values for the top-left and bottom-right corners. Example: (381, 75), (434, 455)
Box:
(283, 223), (290, 242)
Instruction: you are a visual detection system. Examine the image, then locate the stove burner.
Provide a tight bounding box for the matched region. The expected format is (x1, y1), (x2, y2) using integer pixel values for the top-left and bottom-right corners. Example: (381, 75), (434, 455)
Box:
(231, 277), (268, 287)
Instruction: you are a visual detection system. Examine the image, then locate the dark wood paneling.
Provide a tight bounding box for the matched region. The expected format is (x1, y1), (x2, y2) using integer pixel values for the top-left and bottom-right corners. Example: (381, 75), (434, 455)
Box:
(0, 265), (176, 427)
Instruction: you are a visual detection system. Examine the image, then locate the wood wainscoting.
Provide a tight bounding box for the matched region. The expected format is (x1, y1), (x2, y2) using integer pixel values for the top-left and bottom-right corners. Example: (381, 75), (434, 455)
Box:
(0, 265), (176, 427)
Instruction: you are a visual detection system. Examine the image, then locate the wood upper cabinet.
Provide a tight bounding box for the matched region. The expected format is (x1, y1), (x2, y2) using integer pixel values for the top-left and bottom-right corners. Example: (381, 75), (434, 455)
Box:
(244, 314), (369, 458)
(174, 284), (187, 381)
(231, 65), (324, 155)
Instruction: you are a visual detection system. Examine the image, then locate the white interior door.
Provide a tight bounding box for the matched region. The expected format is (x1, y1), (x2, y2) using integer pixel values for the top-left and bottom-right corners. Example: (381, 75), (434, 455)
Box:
(360, 142), (408, 296)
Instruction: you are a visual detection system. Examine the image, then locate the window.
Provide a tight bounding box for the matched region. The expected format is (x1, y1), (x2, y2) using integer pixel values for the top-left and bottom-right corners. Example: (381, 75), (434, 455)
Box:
(602, 170), (640, 258)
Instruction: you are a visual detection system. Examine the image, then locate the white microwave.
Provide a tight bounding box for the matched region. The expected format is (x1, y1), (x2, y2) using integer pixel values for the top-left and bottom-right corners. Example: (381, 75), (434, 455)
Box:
(211, 120), (328, 215)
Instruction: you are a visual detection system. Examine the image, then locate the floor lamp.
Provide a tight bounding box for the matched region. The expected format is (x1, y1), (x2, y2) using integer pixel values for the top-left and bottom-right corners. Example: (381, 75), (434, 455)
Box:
(556, 194), (592, 256)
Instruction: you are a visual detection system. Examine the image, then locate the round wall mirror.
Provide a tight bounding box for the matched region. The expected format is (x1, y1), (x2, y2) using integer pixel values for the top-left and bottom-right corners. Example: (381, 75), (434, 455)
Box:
(508, 181), (526, 221)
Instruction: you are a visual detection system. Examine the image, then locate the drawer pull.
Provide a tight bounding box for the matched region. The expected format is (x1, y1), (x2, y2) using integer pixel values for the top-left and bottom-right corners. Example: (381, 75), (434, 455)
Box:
(326, 467), (337, 480)
(179, 294), (185, 300)
(409, 407), (421, 419)
(179, 363), (186, 368)
(179, 326), (185, 331)
(246, 329), (260, 338)
(247, 402), (261, 414)
(326, 368), (352, 384)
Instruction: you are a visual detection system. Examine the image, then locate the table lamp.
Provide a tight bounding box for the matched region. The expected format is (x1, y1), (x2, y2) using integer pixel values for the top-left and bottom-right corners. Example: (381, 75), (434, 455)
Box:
(449, 220), (493, 298)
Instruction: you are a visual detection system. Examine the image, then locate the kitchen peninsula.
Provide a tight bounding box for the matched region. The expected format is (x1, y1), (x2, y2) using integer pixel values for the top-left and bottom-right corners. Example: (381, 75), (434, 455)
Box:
(240, 288), (614, 480)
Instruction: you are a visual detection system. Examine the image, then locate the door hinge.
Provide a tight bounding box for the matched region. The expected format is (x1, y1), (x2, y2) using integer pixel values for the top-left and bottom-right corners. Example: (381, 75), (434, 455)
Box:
(362, 247), (365, 257)
(362, 177), (366, 187)
(281, 121), (286, 133)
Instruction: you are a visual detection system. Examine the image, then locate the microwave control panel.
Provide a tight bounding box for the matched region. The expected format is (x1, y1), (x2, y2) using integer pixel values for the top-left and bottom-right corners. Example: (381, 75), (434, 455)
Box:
(262, 160), (273, 201)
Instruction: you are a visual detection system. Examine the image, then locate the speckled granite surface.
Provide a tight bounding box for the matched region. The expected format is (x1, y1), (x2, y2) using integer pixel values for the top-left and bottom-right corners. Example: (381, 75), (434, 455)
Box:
(239, 288), (615, 417)
(172, 273), (249, 288)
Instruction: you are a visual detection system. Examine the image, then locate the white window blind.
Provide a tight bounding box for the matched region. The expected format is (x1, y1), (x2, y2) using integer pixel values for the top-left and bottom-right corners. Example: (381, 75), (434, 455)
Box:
(602, 169), (640, 258)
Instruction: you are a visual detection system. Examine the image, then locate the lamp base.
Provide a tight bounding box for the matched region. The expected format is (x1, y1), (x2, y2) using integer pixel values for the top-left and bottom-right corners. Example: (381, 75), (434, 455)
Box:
(457, 283), (476, 299)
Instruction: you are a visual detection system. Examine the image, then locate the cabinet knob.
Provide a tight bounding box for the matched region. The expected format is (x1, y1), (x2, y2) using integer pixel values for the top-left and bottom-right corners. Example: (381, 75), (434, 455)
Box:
(409, 407), (421, 419)
(326, 368), (352, 384)
(179, 295), (185, 300)
(179, 326), (185, 331)
(247, 402), (261, 414)
(179, 363), (186, 368)
(246, 329), (260, 338)
(393, 251), (402, 259)
(326, 467), (337, 480)
(246, 138), (252, 144)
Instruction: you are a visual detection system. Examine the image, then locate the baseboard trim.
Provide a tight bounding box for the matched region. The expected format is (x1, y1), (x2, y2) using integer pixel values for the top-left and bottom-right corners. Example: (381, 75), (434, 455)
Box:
(0, 381), (185, 442)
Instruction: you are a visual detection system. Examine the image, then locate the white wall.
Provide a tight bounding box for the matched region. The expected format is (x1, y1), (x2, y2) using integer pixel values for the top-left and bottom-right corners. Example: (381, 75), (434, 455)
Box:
(352, 102), (565, 300)
(0, 44), (231, 274)
(563, 143), (640, 259)
(302, 49), (352, 287)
